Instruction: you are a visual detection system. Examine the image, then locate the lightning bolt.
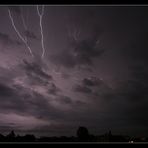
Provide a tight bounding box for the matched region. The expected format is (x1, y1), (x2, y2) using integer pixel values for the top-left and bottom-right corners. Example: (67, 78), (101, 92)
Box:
(21, 14), (27, 42)
(37, 5), (45, 59)
(20, 7), (28, 42)
(67, 25), (80, 42)
(8, 9), (34, 57)
(21, 9), (27, 31)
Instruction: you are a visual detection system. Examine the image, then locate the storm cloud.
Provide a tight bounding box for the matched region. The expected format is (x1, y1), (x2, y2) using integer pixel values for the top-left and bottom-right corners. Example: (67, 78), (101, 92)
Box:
(0, 6), (148, 137)
(50, 27), (104, 69)
(22, 59), (53, 82)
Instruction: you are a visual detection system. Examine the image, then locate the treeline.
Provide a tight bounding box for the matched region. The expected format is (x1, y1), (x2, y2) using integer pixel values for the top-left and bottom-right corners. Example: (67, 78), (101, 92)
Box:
(0, 127), (148, 142)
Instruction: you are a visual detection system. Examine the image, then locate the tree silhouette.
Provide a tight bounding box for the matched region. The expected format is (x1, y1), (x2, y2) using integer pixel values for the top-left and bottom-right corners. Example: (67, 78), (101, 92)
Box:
(76, 126), (90, 141)
(0, 128), (146, 142)
(7, 130), (16, 141)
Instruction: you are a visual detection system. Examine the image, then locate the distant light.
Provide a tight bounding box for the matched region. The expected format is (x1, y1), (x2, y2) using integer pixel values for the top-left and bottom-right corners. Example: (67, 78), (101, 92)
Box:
(129, 141), (134, 143)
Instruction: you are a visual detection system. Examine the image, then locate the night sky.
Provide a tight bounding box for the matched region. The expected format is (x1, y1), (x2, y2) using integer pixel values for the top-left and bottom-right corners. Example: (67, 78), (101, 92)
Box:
(0, 5), (148, 137)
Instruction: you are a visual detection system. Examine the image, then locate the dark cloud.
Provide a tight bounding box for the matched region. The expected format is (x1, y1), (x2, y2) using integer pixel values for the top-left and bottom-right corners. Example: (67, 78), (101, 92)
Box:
(114, 30), (148, 103)
(56, 95), (73, 104)
(72, 40), (104, 64)
(0, 83), (16, 98)
(0, 82), (61, 121)
(23, 91), (86, 122)
(0, 83), (30, 114)
(123, 101), (148, 126)
(1, 6), (148, 136)
(47, 82), (60, 95)
(54, 95), (87, 110)
(72, 76), (116, 102)
(20, 59), (62, 97)
(22, 59), (52, 82)
(73, 84), (92, 94)
(73, 76), (104, 94)
(50, 30), (104, 69)
(118, 66), (148, 103)
(0, 32), (22, 46)
(121, 81), (148, 102)
(124, 32), (148, 63)
(82, 76), (102, 87)
(22, 91), (58, 119)
(50, 51), (76, 68)
(23, 30), (38, 40)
